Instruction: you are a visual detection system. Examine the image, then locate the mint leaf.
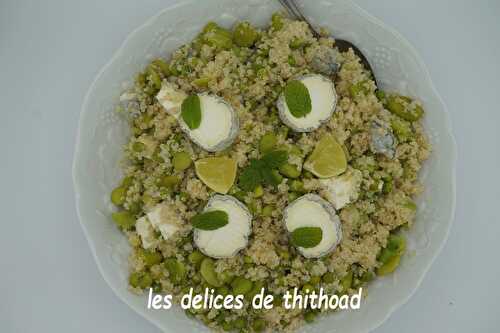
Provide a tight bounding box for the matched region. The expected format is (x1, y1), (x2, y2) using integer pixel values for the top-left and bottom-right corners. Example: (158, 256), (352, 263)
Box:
(290, 227), (322, 248)
(181, 94), (202, 129)
(284, 80), (311, 118)
(192, 210), (228, 230)
(239, 159), (265, 191)
(238, 151), (288, 191)
(261, 150), (288, 169)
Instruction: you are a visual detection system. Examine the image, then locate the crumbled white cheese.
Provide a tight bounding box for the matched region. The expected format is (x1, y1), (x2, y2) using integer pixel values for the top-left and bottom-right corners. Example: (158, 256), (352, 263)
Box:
(135, 216), (158, 249)
(146, 203), (181, 240)
(156, 81), (187, 116)
(320, 168), (362, 209)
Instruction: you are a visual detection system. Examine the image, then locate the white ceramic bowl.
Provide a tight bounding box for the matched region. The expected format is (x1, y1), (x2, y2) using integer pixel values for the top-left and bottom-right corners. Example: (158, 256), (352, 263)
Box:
(72, 0), (457, 332)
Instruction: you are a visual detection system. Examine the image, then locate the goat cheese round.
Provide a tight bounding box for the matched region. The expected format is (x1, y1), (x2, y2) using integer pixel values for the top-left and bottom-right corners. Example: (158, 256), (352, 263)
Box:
(194, 195), (252, 258)
(277, 74), (337, 132)
(179, 93), (239, 152)
(283, 194), (342, 258)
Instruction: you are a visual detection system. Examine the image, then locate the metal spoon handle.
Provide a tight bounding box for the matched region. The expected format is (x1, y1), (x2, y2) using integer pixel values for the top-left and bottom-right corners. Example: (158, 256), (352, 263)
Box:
(278, 0), (321, 37)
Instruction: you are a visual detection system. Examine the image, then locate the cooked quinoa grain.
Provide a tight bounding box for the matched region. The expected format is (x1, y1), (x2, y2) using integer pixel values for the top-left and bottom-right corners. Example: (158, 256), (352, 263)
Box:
(110, 14), (430, 332)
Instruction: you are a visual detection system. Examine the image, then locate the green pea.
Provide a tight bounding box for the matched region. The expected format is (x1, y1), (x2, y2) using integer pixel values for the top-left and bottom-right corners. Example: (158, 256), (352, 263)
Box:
(233, 317), (247, 329)
(132, 142), (145, 153)
(164, 258), (187, 284)
(289, 180), (304, 193)
(279, 163), (301, 178)
(129, 271), (152, 289)
(202, 23), (233, 50)
(386, 95), (424, 121)
(172, 151), (192, 171)
(386, 234), (406, 256)
(179, 191), (189, 202)
(233, 21), (259, 47)
(302, 284), (314, 294)
(246, 280), (265, 300)
(222, 321), (233, 331)
(111, 186), (126, 206)
(290, 37), (305, 49)
(254, 184), (264, 198)
(231, 276), (253, 295)
(377, 254), (401, 276)
(309, 275), (321, 285)
(288, 191), (300, 202)
(129, 272), (142, 288)
(243, 255), (253, 264)
(304, 311), (317, 323)
(252, 318), (266, 332)
(200, 258), (222, 287)
(188, 250), (206, 267)
(322, 272), (335, 284)
(259, 132), (277, 153)
(111, 211), (135, 229)
(141, 250), (162, 267)
(159, 175), (181, 189)
(262, 205), (274, 217)
(271, 13), (284, 31)
(214, 286), (229, 297)
(340, 271), (353, 292)
(382, 178), (393, 194)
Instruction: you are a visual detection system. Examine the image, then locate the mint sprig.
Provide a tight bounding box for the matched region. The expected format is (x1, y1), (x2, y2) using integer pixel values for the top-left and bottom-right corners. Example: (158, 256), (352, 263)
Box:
(239, 150), (288, 191)
(284, 80), (311, 118)
(181, 94), (202, 129)
(290, 227), (322, 248)
(192, 210), (228, 230)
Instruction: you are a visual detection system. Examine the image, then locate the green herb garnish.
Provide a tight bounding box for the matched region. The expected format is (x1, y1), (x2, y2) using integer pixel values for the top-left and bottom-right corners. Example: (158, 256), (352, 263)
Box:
(284, 80), (311, 118)
(181, 94), (202, 129)
(290, 227), (322, 248)
(239, 150), (288, 191)
(191, 210), (228, 230)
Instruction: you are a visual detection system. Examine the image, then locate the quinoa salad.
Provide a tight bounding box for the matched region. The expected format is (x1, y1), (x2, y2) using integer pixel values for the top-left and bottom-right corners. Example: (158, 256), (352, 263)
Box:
(109, 13), (431, 332)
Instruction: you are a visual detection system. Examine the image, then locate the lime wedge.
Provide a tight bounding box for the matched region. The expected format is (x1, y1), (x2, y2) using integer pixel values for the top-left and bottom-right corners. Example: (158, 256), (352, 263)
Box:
(195, 157), (237, 194)
(304, 135), (347, 178)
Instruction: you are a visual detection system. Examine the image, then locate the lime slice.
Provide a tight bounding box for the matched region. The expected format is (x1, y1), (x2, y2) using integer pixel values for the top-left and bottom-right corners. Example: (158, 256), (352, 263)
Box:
(195, 157), (237, 194)
(304, 135), (347, 178)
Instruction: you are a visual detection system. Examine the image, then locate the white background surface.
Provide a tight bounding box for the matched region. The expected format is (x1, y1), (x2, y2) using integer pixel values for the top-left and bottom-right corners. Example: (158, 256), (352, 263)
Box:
(1, 0), (499, 332)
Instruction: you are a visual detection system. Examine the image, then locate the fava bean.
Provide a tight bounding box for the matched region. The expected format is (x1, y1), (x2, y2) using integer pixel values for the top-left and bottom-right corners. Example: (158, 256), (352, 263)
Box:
(233, 21), (259, 47)
(188, 250), (206, 267)
(111, 186), (126, 206)
(377, 254), (401, 276)
(164, 258), (187, 284)
(111, 211), (135, 229)
(231, 276), (253, 295)
(172, 151), (192, 171)
(279, 163), (301, 178)
(200, 258), (222, 287)
(253, 318), (266, 332)
(259, 132), (277, 153)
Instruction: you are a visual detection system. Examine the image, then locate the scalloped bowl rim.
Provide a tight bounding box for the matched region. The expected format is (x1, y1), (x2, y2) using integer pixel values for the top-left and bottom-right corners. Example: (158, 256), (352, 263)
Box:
(72, 1), (457, 332)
